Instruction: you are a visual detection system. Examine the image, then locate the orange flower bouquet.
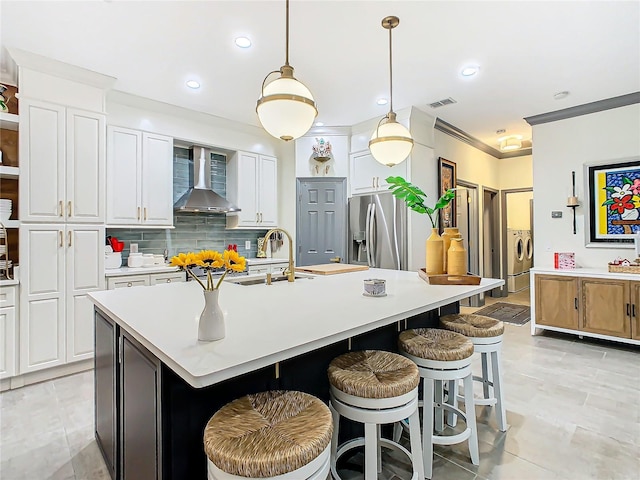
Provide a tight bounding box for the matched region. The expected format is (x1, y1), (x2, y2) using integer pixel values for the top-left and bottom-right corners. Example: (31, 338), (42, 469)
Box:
(169, 249), (247, 291)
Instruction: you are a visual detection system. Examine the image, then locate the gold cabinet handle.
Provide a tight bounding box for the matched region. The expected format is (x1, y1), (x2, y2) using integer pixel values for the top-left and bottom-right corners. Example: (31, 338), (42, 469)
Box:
(59, 201), (64, 217)
(144, 207), (147, 221)
(59, 230), (63, 247)
(330, 256), (342, 263)
(68, 230), (72, 247)
(137, 207), (141, 220)
(68, 201), (72, 218)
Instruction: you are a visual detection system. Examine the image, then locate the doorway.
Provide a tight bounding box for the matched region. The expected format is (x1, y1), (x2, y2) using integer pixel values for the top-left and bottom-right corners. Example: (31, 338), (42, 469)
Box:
(501, 188), (534, 297)
(296, 178), (347, 266)
(456, 181), (480, 306)
(483, 187), (500, 297)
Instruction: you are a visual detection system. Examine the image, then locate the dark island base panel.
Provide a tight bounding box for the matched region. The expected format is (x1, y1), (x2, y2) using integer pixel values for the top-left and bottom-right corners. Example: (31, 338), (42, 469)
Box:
(161, 307), (449, 479)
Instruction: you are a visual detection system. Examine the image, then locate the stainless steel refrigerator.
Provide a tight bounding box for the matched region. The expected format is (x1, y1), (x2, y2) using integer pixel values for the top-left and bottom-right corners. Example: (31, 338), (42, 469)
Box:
(348, 191), (407, 270)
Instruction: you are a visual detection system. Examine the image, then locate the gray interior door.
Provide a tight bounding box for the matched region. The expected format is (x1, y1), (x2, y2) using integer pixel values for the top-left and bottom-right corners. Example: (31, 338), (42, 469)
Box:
(296, 178), (347, 266)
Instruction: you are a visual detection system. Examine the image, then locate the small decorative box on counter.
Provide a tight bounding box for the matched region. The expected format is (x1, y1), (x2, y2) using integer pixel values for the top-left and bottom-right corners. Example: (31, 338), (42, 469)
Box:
(554, 252), (575, 269)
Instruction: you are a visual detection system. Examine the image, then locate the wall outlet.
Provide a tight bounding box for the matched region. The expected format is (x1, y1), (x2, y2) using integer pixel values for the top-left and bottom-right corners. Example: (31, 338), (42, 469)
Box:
(551, 211), (563, 218)
(130, 243), (139, 253)
(245, 240), (251, 250)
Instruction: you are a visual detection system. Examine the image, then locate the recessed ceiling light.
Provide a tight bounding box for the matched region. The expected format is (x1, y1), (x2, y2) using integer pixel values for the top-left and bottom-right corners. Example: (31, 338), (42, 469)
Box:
(235, 37), (252, 48)
(186, 80), (200, 89)
(315, 122), (325, 127)
(461, 66), (479, 77)
(553, 91), (570, 100)
(376, 98), (388, 106)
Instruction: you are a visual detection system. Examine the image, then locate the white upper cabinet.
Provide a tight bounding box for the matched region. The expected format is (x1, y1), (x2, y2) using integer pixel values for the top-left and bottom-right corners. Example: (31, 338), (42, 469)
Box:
(106, 126), (173, 227)
(20, 99), (105, 223)
(349, 150), (407, 195)
(227, 152), (278, 229)
(141, 133), (174, 226)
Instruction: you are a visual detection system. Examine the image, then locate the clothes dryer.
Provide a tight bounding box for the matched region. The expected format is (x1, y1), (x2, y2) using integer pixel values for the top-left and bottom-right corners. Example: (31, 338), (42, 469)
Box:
(522, 230), (533, 272)
(507, 229), (524, 275)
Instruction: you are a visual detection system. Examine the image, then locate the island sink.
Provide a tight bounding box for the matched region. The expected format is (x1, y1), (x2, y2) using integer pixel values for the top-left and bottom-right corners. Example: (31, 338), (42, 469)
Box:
(229, 274), (314, 286)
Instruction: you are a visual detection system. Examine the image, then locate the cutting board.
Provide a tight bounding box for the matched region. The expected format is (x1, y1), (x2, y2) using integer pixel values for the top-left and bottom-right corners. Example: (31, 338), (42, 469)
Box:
(294, 264), (369, 275)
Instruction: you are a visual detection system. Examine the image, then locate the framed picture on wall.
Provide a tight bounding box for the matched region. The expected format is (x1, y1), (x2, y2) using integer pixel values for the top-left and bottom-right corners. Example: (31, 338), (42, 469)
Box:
(587, 158), (640, 244)
(438, 157), (457, 230)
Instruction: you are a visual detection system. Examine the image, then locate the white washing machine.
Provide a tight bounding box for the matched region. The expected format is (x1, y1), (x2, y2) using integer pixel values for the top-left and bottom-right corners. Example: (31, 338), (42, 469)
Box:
(507, 229), (524, 275)
(522, 230), (533, 272)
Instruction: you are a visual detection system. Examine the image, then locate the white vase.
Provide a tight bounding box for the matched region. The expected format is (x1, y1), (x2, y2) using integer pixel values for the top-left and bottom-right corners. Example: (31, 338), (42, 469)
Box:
(198, 290), (225, 341)
(621, 208), (639, 221)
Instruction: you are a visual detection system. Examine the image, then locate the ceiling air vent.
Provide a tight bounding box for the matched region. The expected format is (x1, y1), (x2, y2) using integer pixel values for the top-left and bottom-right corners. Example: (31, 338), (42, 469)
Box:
(428, 97), (457, 109)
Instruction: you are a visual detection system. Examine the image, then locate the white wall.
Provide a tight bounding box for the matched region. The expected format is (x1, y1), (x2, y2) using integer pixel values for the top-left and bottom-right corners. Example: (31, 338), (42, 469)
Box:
(507, 191), (533, 229)
(499, 155), (533, 189)
(532, 103), (640, 268)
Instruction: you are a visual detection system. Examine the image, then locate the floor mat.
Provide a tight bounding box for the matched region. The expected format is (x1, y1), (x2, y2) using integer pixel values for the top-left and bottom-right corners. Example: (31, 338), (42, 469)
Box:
(473, 302), (531, 326)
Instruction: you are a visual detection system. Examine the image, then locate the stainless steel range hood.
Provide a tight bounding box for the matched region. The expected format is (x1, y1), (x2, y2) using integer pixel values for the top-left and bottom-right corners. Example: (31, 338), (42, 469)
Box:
(173, 146), (240, 214)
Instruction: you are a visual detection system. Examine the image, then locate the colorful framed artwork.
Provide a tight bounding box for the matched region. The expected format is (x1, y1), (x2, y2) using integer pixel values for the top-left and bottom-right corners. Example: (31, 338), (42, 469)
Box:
(438, 157), (457, 230)
(587, 159), (640, 243)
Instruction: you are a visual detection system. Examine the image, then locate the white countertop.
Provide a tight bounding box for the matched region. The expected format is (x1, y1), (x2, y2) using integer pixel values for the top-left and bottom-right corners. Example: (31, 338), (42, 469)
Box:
(104, 265), (180, 277)
(0, 278), (18, 286)
(531, 266), (640, 280)
(89, 269), (503, 389)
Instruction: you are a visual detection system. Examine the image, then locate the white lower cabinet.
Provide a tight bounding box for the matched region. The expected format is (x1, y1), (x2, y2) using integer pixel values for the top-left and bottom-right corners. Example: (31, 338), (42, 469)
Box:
(0, 285), (17, 379)
(106, 271), (185, 290)
(247, 262), (289, 276)
(20, 224), (105, 373)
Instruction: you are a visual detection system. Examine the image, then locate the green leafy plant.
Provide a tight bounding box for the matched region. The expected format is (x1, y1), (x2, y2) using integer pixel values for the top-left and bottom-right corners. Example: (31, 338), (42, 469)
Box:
(386, 176), (456, 228)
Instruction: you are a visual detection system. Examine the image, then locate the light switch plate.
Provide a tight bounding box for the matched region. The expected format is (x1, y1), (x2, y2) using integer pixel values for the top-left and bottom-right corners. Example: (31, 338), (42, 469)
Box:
(245, 240), (251, 250)
(551, 211), (563, 218)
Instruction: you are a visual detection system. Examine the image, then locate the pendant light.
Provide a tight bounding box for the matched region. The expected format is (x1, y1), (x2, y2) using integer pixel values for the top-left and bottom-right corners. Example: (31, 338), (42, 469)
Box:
(369, 16), (413, 167)
(256, 0), (317, 141)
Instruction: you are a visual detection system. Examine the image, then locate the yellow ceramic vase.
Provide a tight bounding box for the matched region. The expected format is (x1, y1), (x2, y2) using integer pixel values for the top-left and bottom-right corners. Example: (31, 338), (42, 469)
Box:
(441, 227), (459, 273)
(447, 237), (467, 276)
(426, 228), (445, 275)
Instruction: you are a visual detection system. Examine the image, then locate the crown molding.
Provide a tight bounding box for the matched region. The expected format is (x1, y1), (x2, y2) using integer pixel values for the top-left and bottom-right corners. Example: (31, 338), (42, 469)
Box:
(524, 92), (640, 126)
(6, 47), (116, 90)
(434, 118), (532, 159)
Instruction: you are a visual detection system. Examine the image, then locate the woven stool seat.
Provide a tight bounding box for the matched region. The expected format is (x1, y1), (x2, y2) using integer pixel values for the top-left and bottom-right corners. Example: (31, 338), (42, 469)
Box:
(399, 328), (474, 361)
(204, 391), (332, 478)
(328, 350), (419, 399)
(440, 313), (505, 337)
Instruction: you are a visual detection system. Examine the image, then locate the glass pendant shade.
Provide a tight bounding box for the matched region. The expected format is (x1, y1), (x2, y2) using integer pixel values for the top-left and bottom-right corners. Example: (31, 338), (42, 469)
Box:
(257, 75), (317, 141)
(370, 116), (414, 166)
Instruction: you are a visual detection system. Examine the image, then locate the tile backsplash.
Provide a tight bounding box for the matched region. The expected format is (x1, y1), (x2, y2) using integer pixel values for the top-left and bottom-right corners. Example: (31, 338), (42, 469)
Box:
(108, 147), (267, 261)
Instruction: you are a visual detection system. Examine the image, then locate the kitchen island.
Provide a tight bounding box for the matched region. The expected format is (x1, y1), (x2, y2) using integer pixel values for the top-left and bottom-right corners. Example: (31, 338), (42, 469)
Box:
(89, 268), (503, 480)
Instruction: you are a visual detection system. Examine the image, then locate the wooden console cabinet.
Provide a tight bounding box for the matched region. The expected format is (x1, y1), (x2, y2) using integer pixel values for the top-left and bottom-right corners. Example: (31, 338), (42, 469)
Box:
(531, 268), (640, 344)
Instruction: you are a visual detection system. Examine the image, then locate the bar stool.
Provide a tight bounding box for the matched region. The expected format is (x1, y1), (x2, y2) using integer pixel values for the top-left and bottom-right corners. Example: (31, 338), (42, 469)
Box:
(398, 328), (479, 479)
(204, 390), (332, 479)
(440, 313), (507, 432)
(328, 350), (424, 480)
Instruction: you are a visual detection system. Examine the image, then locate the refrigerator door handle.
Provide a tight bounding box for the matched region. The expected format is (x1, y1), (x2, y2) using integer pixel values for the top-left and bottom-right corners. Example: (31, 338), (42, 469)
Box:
(365, 202), (373, 267)
(369, 202), (377, 268)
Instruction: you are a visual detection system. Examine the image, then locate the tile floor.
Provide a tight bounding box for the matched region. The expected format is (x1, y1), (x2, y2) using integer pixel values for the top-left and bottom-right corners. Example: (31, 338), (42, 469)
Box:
(1, 288), (639, 479)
